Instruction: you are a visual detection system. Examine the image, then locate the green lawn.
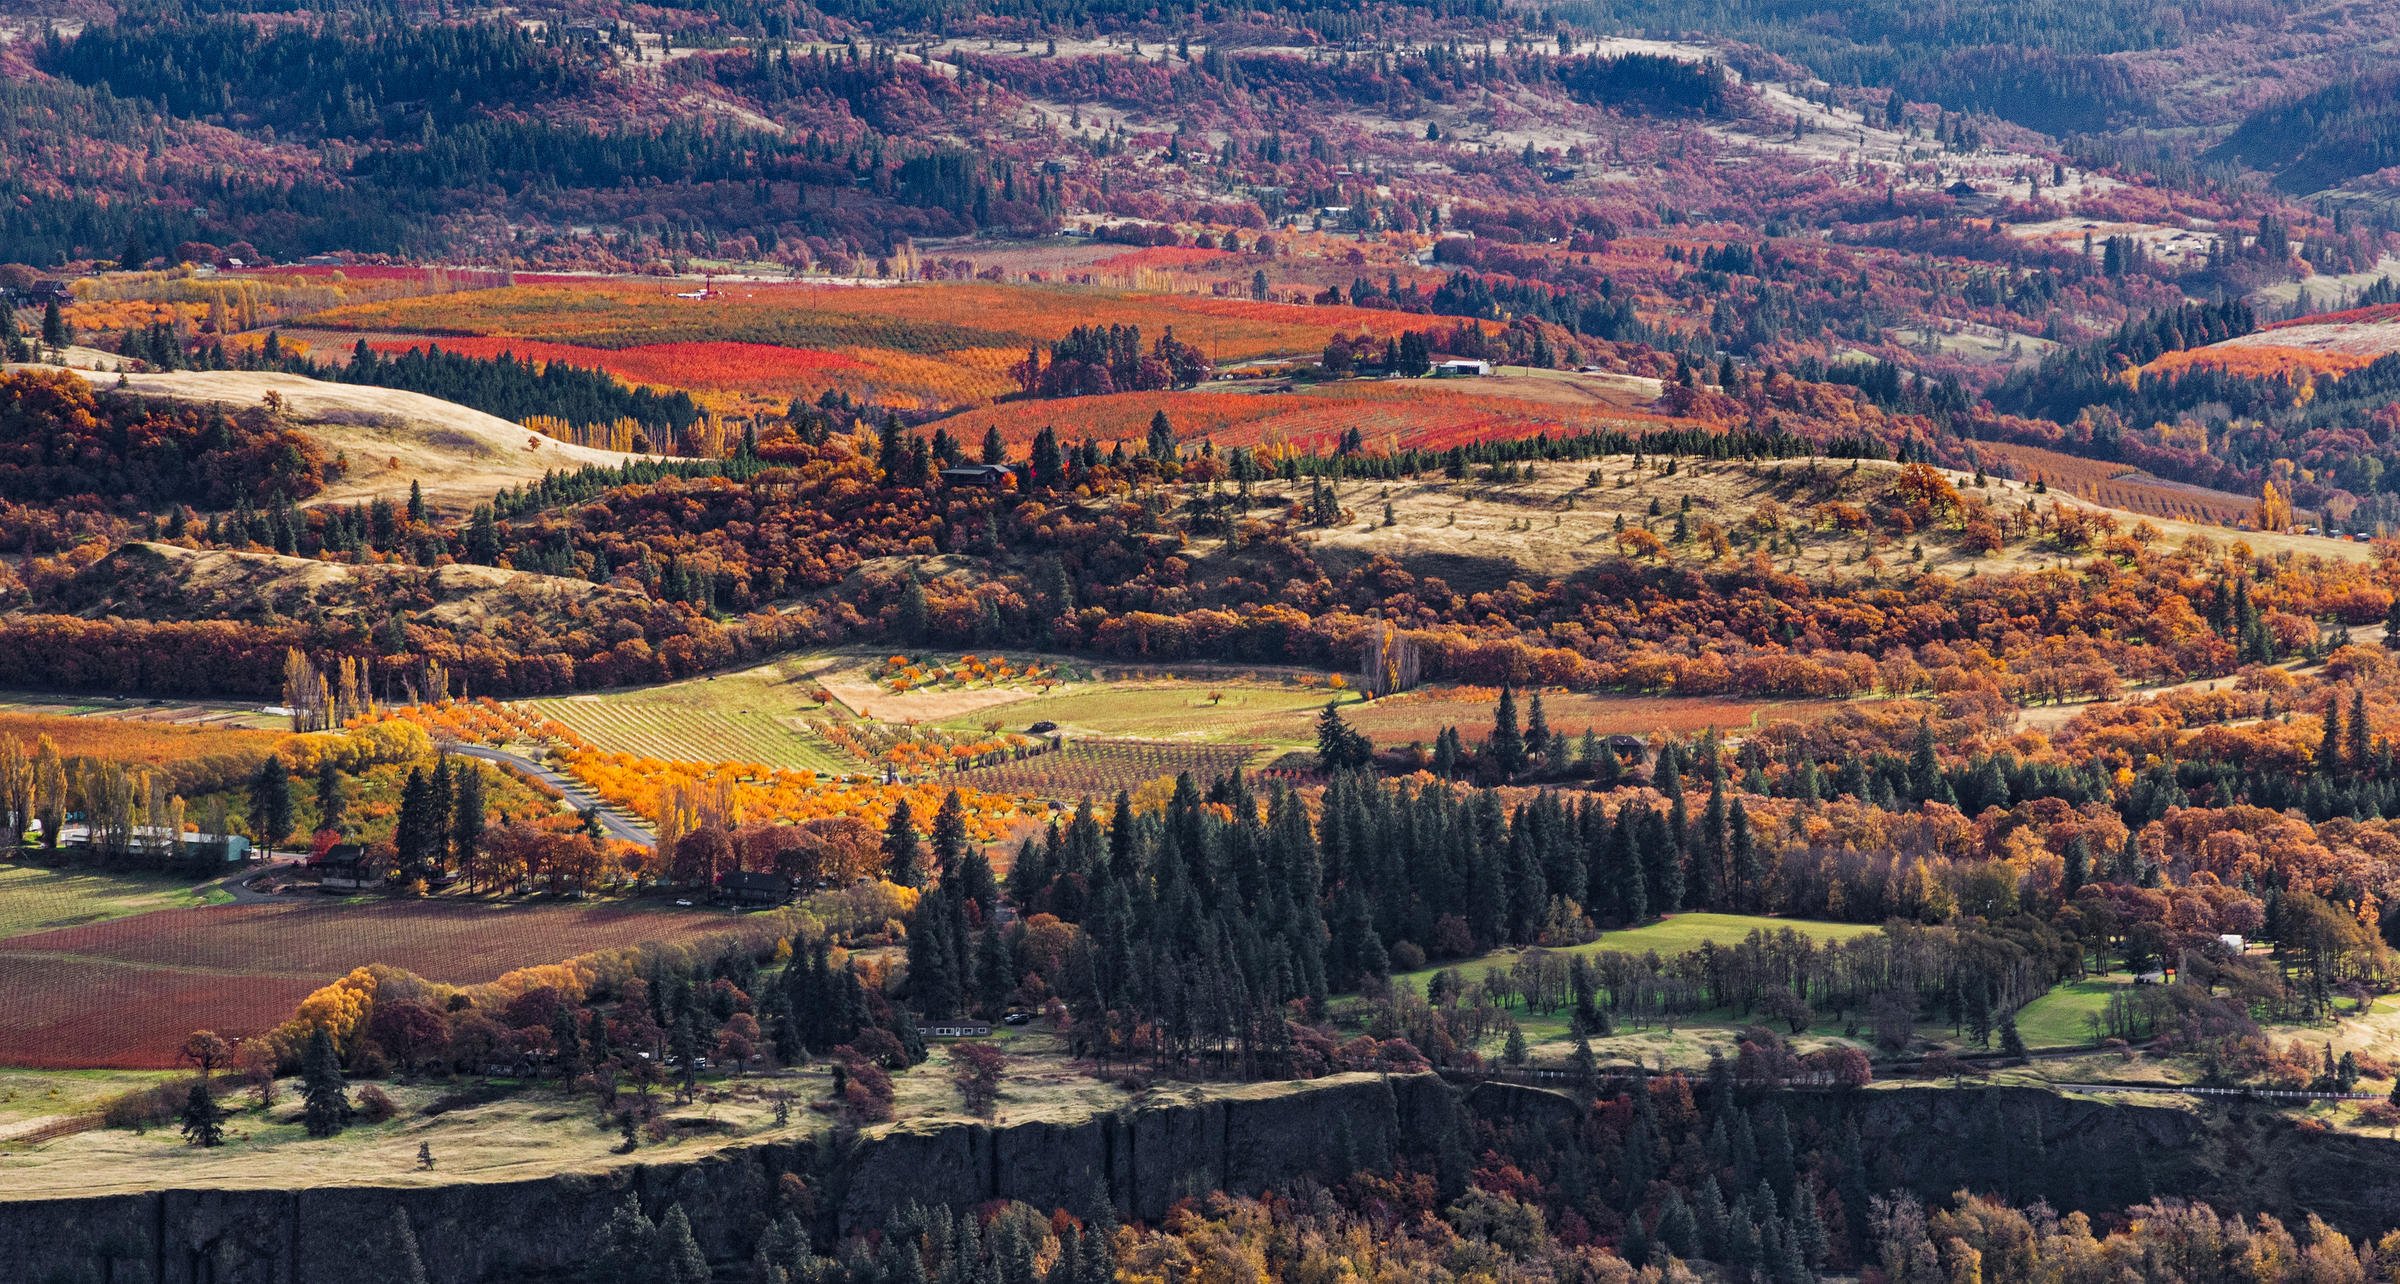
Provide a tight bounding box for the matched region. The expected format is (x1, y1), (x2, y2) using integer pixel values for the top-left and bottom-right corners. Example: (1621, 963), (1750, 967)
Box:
(1382, 912), (1888, 1051)
(1395, 913), (1881, 995)
(0, 865), (217, 943)
(2012, 974), (2128, 1049)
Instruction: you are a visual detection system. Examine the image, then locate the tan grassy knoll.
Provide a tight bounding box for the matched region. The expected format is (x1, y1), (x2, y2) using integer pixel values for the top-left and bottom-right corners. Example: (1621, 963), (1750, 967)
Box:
(1263, 455), (2366, 589)
(62, 369), (664, 513)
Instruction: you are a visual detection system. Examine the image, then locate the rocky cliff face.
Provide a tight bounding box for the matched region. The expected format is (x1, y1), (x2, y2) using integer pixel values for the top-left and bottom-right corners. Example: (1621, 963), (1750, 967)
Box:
(7, 1077), (2396, 1284)
(0, 1073), (1457, 1284)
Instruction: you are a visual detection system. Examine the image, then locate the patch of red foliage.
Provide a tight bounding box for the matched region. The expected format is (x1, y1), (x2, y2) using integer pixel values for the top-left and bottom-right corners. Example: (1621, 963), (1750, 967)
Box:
(2264, 302), (2400, 331)
(368, 337), (868, 393)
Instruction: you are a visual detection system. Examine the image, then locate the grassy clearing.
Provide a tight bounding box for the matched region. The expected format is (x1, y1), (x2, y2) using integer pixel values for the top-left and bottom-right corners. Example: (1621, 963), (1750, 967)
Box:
(2012, 974), (2128, 1049)
(525, 661), (857, 771)
(0, 865), (217, 942)
(1, 1027), (1128, 1197)
(1394, 913), (1880, 995)
(1374, 914), (1887, 1055)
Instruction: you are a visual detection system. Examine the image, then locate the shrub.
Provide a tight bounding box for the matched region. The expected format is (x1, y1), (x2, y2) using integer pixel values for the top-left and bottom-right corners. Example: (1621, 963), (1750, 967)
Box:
(355, 1084), (399, 1123)
(100, 1080), (190, 1131)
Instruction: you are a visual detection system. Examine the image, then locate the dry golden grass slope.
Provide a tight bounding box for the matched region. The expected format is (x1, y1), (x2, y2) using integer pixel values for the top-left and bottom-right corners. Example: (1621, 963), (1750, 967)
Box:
(56, 541), (649, 630)
(1271, 455), (2366, 589)
(63, 370), (667, 512)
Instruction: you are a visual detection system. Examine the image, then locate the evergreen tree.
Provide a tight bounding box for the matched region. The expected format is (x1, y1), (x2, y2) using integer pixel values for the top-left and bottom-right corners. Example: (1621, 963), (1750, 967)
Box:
(884, 798), (923, 887)
(387, 1209), (430, 1284)
(1908, 718), (1947, 804)
(248, 754), (293, 856)
(316, 758), (348, 834)
(1315, 701), (1370, 772)
(896, 574), (930, 644)
(426, 754), (453, 875)
(1490, 687), (1527, 778)
(453, 766), (486, 879)
(1998, 1008), (2027, 1059)
(592, 1195), (656, 1284)
(1728, 799), (1757, 911)
(976, 927), (1016, 1015)
(1569, 1014), (1598, 1090)
(909, 891), (964, 1018)
(465, 504), (501, 563)
(658, 1205), (711, 1284)
(1524, 691), (1550, 768)
(2352, 687), (2373, 771)
(930, 789), (970, 878)
(179, 1080), (227, 1147)
(300, 1025), (353, 1137)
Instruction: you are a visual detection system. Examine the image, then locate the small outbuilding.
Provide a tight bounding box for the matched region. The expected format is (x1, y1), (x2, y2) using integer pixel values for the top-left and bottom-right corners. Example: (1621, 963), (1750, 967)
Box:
(939, 464), (1016, 489)
(1437, 359), (1492, 377)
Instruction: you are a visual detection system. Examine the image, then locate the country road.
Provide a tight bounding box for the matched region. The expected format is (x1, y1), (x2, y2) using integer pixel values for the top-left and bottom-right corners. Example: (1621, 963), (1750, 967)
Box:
(447, 743), (657, 846)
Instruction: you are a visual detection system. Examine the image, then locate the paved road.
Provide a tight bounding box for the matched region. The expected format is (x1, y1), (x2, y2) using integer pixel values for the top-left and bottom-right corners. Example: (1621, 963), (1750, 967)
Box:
(447, 743), (657, 845)
(199, 856), (307, 904)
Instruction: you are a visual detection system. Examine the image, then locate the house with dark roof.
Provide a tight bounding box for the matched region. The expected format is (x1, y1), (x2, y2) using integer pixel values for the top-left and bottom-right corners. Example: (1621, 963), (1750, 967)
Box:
(718, 869), (792, 907)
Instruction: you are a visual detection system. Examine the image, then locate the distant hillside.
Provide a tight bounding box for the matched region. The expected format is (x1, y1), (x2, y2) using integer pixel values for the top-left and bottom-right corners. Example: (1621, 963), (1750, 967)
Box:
(2208, 70), (2400, 193)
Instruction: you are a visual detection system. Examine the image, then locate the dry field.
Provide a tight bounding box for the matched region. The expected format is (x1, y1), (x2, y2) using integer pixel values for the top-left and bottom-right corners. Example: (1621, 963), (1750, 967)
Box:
(63, 369), (663, 512)
(1275, 453), (2365, 589)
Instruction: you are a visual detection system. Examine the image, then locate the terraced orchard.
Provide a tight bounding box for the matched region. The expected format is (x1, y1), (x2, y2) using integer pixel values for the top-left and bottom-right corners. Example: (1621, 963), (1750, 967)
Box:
(951, 739), (1262, 798)
(524, 696), (861, 775)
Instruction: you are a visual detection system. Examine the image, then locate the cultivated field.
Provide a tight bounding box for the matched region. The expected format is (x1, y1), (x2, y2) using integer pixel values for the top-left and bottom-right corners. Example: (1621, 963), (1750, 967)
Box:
(526, 664), (861, 774)
(0, 867), (224, 940)
(0, 691), (283, 732)
(0, 711), (287, 771)
(1973, 442), (2259, 527)
(297, 280), (1447, 415)
(949, 740), (1265, 797)
(0, 898), (763, 1068)
(936, 369), (1669, 457)
(1342, 691), (1839, 745)
(936, 681), (1353, 744)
